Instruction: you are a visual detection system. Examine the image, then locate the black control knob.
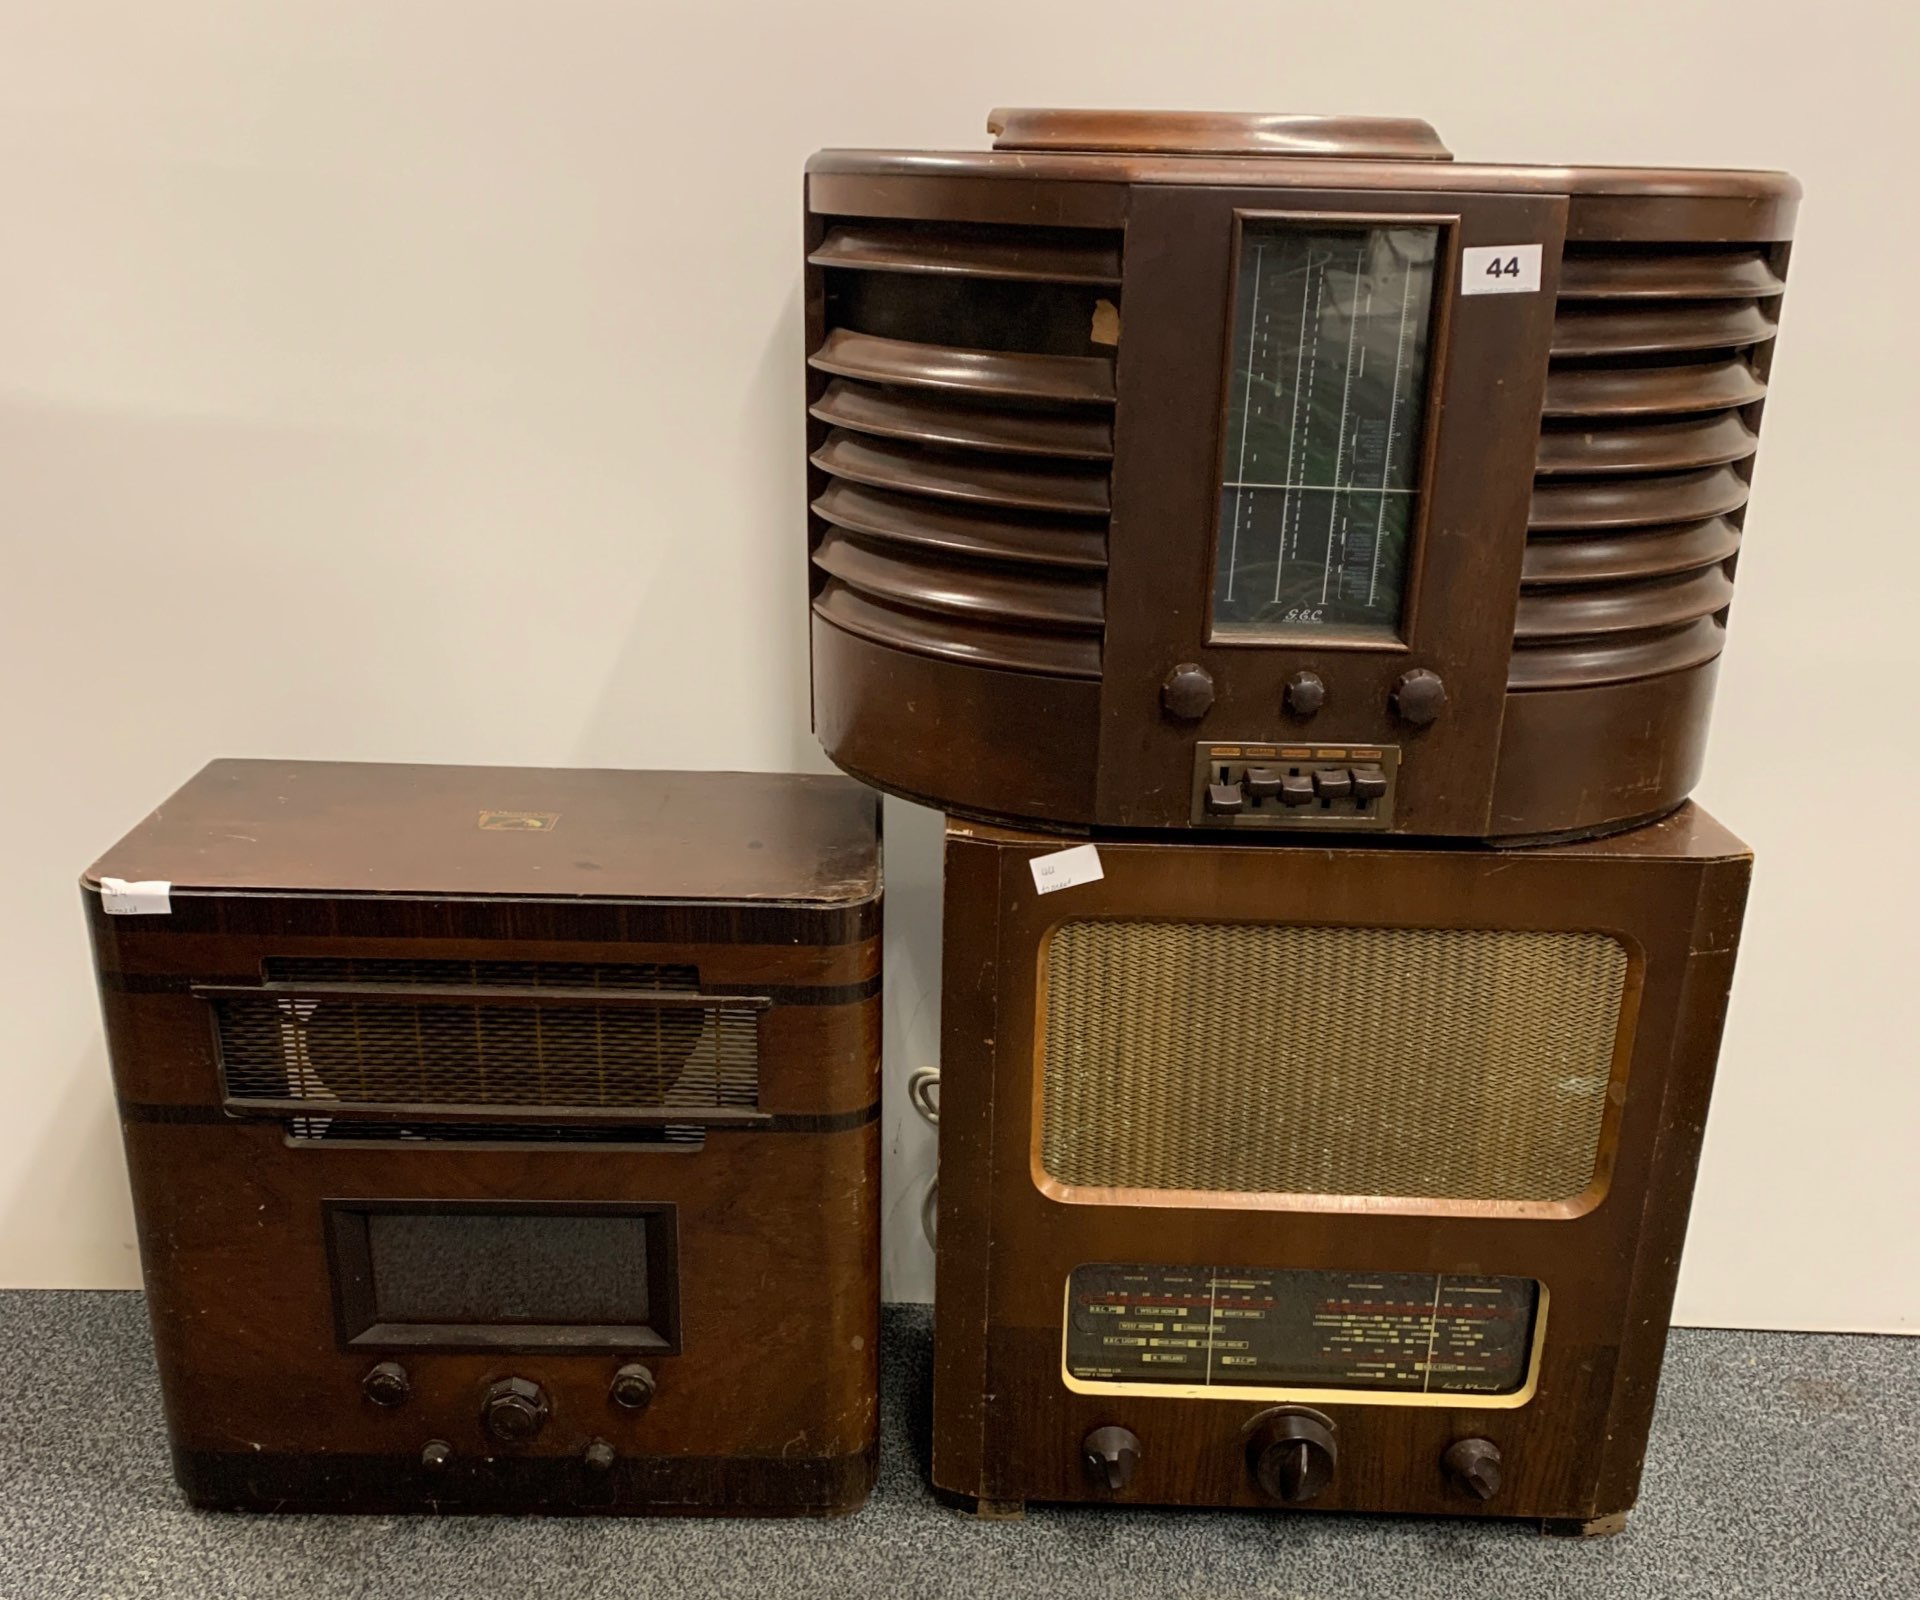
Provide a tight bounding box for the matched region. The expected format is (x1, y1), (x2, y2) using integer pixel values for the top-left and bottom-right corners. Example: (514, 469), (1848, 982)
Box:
(1161, 663), (1216, 721)
(481, 1377), (550, 1444)
(609, 1363), (657, 1412)
(420, 1439), (452, 1472)
(1392, 668), (1447, 726)
(362, 1361), (411, 1408)
(1285, 671), (1326, 718)
(583, 1438), (617, 1474)
(1444, 1437), (1503, 1500)
(1082, 1425), (1141, 1491)
(1248, 1408), (1337, 1504)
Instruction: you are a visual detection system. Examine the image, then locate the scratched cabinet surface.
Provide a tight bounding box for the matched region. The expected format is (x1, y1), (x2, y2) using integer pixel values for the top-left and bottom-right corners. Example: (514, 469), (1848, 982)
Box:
(84, 760), (882, 1516)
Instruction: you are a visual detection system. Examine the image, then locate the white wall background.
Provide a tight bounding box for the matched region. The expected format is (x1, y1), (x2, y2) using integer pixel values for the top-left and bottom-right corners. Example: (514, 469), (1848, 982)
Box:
(1, 1), (1913, 1329)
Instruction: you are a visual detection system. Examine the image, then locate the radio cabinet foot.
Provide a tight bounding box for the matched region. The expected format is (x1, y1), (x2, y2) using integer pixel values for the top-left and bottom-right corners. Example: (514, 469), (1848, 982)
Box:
(1541, 1510), (1630, 1538)
(966, 1497), (1028, 1521)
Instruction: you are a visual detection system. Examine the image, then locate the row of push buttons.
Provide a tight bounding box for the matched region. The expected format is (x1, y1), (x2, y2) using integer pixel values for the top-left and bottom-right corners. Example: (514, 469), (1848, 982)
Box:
(1206, 764), (1389, 815)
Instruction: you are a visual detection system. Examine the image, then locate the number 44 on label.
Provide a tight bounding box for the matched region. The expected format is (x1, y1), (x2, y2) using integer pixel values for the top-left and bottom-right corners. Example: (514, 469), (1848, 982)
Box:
(1461, 243), (1543, 296)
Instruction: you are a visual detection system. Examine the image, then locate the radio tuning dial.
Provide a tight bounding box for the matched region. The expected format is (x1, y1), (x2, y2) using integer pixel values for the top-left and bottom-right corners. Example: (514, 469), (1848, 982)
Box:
(1284, 671), (1326, 718)
(1391, 668), (1448, 726)
(1161, 663), (1215, 721)
(1248, 1407), (1337, 1504)
(1443, 1437), (1503, 1500)
(1082, 1425), (1142, 1491)
(481, 1376), (550, 1444)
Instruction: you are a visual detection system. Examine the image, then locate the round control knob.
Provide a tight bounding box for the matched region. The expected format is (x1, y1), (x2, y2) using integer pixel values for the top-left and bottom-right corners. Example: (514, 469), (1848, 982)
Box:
(481, 1376), (550, 1444)
(1248, 1408), (1337, 1504)
(1443, 1437), (1503, 1501)
(1082, 1424), (1141, 1491)
(420, 1439), (452, 1473)
(1391, 668), (1447, 726)
(583, 1438), (617, 1474)
(1284, 670), (1327, 718)
(609, 1363), (657, 1412)
(1161, 663), (1215, 722)
(361, 1361), (412, 1408)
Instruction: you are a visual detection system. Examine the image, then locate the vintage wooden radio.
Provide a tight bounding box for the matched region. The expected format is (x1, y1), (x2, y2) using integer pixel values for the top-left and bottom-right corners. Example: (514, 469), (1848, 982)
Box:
(933, 805), (1749, 1530)
(804, 109), (1797, 840)
(83, 760), (880, 1515)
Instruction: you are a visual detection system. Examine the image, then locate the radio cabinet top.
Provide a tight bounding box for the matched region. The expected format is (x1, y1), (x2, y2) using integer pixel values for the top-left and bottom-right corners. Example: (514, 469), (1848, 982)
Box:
(86, 760), (880, 911)
(803, 109), (1797, 842)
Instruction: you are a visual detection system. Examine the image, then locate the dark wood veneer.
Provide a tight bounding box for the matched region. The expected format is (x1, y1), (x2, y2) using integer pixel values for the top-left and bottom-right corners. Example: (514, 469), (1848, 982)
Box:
(932, 805), (1750, 1525)
(84, 762), (882, 1516)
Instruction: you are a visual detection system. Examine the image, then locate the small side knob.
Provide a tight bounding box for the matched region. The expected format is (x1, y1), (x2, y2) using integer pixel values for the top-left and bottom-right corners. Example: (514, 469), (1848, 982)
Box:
(1161, 663), (1216, 722)
(1392, 668), (1447, 726)
(361, 1361), (412, 1408)
(1248, 1408), (1337, 1504)
(1082, 1425), (1141, 1491)
(609, 1363), (657, 1412)
(420, 1439), (452, 1472)
(1284, 670), (1326, 718)
(583, 1438), (617, 1474)
(1444, 1437), (1503, 1501)
(481, 1376), (550, 1444)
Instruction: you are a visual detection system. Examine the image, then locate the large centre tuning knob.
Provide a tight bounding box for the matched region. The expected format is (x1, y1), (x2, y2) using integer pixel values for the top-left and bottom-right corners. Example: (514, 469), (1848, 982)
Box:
(481, 1376), (550, 1444)
(1247, 1407), (1338, 1504)
(1284, 670), (1326, 718)
(1082, 1424), (1142, 1491)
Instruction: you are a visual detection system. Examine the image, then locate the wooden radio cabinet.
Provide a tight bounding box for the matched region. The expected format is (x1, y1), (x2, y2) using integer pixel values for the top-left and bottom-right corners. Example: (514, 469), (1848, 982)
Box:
(84, 761), (881, 1516)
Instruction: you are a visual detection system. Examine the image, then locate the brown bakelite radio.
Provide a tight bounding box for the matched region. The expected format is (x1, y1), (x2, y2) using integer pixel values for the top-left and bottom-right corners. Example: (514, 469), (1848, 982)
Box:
(933, 806), (1750, 1530)
(84, 761), (880, 1516)
(804, 109), (1796, 839)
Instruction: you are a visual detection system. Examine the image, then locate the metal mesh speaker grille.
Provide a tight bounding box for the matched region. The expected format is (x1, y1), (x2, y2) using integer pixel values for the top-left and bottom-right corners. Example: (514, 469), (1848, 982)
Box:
(1040, 920), (1628, 1202)
(215, 990), (757, 1115)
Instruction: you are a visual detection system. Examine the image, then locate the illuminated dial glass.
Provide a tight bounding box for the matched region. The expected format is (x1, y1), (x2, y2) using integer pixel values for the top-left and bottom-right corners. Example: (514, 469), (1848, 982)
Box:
(1213, 220), (1439, 640)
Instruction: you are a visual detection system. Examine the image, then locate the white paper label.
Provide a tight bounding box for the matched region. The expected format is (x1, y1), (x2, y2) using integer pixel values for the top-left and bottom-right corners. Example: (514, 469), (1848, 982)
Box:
(99, 877), (171, 915)
(1029, 843), (1104, 896)
(1460, 243), (1543, 296)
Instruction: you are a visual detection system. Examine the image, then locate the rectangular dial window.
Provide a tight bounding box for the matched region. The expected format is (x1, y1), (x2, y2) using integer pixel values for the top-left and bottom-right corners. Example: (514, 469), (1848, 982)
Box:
(1065, 1263), (1540, 1399)
(1213, 220), (1439, 641)
(326, 1201), (677, 1352)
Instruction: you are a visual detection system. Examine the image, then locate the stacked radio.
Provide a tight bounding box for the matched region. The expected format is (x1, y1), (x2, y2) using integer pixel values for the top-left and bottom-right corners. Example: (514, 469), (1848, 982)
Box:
(803, 108), (1792, 1531)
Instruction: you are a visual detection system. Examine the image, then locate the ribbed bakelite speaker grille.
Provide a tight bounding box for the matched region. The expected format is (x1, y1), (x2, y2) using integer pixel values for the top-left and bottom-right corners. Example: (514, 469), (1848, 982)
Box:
(808, 218), (1121, 681)
(1040, 920), (1629, 1202)
(1514, 243), (1786, 690)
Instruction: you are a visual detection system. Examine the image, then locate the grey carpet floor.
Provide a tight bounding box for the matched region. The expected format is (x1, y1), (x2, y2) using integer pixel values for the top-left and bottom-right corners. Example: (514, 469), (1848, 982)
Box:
(0, 1294), (1914, 1600)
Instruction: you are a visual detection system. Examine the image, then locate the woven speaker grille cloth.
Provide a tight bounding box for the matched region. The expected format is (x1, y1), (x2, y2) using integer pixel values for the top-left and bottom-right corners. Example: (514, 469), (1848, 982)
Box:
(1040, 921), (1628, 1202)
